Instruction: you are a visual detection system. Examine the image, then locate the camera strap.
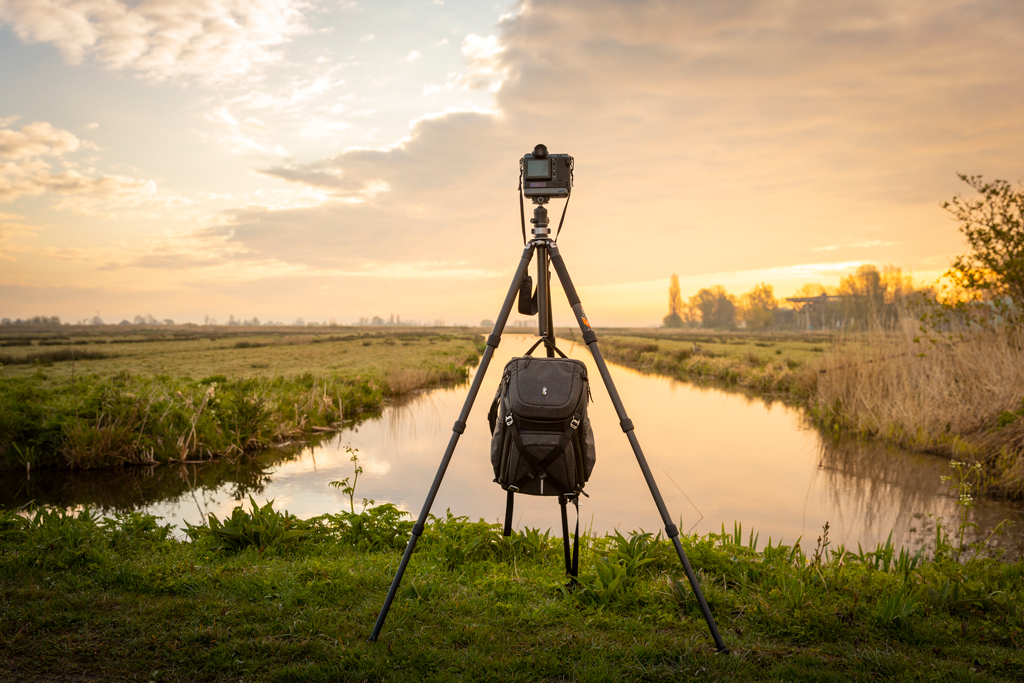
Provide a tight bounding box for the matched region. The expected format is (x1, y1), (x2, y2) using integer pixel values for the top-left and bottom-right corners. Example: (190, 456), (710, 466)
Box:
(553, 194), (570, 242)
(554, 156), (573, 242)
(518, 161), (527, 245)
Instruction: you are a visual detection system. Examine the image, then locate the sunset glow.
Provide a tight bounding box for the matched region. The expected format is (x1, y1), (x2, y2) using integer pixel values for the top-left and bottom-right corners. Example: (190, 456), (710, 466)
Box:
(2, 0), (1022, 326)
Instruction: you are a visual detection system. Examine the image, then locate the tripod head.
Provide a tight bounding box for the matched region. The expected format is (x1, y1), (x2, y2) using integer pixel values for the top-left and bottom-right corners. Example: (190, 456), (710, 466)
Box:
(529, 197), (551, 240)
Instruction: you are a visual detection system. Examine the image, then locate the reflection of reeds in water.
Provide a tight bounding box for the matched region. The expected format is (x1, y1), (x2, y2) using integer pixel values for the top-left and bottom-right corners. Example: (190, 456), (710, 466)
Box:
(812, 436), (951, 549)
(0, 442), (311, 513)
(813, 322), (1024, 497)
(812, 435), (1024, 558)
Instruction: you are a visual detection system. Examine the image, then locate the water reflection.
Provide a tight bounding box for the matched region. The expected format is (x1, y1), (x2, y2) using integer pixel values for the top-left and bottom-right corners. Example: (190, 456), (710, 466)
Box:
(2, 334), (1022, 555)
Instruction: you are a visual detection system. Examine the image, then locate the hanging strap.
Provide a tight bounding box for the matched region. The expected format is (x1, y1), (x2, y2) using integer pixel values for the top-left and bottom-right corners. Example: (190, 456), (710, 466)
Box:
(503, 489), (514, 537)
(559, 495), (580, 579)
(553, 193), (571, 242)
(553, 157), (573, 242)
(523, 336), (568, 358)
(518, 161), (527, 245)
(571, 495), (580, 578)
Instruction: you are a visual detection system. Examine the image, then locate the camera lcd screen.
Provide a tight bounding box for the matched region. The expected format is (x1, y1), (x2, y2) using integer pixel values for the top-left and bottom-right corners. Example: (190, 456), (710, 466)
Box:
(525, 159), (551, 180)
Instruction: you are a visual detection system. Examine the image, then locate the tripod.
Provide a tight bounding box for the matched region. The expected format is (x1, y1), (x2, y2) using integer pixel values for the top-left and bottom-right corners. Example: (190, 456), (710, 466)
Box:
(370, 197), (728, 653)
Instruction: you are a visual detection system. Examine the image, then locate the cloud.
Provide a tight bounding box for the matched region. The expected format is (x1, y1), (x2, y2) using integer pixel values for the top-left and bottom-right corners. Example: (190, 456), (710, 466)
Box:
(0, 120), (81, 159)
(8, 0), (1023, 324)
(200, 0), (1024, 300)
(0, 0), (310, 85)
(460, 34), (505, 91)
(404, 50), (421, 62)
(47, 171), (191, 218)
(204, 107), (290, 157)
(231, 69), (346, 114)
(0, 119), (189, 217)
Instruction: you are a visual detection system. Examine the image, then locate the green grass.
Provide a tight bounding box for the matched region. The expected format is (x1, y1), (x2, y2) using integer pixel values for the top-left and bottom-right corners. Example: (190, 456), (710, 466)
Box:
(2, 504), (1022, 682)
(0, 328), (484, 471)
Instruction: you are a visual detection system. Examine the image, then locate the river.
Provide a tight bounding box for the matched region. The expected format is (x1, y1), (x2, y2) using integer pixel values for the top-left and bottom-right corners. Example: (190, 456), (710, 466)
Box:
(4, 334), (1022, 555)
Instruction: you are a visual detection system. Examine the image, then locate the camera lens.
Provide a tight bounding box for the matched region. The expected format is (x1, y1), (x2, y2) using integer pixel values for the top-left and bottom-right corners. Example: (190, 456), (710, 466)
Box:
(533, 144), (548, 159)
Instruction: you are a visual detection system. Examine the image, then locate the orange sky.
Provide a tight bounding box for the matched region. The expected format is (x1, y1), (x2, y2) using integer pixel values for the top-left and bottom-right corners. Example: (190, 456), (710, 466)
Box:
(2, 0), (1022, 326)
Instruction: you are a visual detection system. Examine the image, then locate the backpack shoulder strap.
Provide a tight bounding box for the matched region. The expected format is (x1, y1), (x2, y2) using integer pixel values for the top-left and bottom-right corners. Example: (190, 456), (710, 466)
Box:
(523, 336), (568, 358)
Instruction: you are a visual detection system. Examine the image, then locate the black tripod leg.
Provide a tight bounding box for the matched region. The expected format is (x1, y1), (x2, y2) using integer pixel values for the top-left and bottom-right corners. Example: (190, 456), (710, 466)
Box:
(370, 243), (537, 641)
(548, 244), (729, 654)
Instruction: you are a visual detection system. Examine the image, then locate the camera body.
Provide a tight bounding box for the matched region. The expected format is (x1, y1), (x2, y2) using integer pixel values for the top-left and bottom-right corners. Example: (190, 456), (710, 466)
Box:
(522, 144), (572, 199)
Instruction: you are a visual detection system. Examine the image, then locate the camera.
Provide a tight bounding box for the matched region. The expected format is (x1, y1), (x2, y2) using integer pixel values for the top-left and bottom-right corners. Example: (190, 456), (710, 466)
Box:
(522, 144), (572, 199)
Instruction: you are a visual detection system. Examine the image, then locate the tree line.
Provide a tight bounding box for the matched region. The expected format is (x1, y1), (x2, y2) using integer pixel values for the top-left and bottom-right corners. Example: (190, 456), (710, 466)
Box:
(662, 265), (924, 331)
(664, 174), (1024, 331)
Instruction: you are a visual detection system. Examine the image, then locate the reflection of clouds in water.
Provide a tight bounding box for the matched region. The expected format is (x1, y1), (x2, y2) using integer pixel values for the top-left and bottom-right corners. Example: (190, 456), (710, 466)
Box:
(361, 459), (392, 477)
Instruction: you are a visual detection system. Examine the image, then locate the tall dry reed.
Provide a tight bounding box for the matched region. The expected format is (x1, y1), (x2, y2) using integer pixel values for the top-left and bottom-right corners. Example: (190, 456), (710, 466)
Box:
(810, 318), (1024, 496)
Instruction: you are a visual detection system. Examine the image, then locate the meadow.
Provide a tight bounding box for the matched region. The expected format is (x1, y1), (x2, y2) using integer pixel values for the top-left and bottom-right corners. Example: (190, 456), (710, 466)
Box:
(0, 326), (483, 471)
(1, 494), (1021, 682)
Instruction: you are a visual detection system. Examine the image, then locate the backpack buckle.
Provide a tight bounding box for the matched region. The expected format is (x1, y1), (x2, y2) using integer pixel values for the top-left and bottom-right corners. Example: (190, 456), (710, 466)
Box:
(570, 415), (580, 430)
(505, 414), (513, 426)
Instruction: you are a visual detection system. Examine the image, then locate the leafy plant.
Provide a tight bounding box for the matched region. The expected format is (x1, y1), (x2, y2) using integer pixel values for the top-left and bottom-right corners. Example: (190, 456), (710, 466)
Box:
(25, 507), (107, 569)
(575, 530), (661, 607)
(940, 460), (982, 561)
(101, 511), (172, 551)
(310, 503), (412, 551)
(0, 506), (29, 540)
(422, 512), (506, 569)
(185, 496), (307, 552)
(329, 446), (366, 513)
(873, 585), (921, 625)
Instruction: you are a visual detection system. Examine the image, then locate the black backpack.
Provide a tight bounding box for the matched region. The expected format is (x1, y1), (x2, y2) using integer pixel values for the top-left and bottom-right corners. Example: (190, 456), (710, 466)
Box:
(487, 338), (596, 575)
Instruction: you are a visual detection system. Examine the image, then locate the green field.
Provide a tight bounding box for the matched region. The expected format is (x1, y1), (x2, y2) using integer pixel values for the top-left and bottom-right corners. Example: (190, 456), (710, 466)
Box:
(0, 326), (484, 471)
(0, 326), (483, 382)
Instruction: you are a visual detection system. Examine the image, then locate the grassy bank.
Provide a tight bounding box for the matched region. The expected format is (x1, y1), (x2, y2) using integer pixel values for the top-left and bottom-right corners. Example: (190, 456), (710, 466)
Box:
(0, 328), (483, 471)
(2, 500), (1022, 682)
(581, 329), (830, 401)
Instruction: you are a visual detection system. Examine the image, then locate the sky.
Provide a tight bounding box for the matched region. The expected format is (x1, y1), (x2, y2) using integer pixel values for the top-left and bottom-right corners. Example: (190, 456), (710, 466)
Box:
(1, 0), (1022, 327)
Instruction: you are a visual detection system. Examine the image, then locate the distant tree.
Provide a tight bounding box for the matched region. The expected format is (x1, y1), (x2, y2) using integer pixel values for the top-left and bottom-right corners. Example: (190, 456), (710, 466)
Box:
(480, 319), (494, 328)
(163, 319), (175, 326)
(791, 283), (829, 299)
(833, 264), (921, 329)
(690, 285), (736, 329)
(943, 174), (1024, 319)
(739, 283), (777, 330)
(663, 274), (685, 328)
